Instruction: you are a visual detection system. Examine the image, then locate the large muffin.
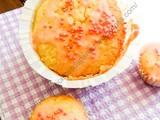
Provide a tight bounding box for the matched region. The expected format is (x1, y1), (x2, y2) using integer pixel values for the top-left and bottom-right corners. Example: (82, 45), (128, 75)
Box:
(32, 0), (139, 79)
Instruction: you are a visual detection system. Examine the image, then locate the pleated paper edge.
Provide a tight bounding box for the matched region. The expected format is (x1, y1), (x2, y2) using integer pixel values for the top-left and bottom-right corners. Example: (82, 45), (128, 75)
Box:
(19, 0), (142, 88)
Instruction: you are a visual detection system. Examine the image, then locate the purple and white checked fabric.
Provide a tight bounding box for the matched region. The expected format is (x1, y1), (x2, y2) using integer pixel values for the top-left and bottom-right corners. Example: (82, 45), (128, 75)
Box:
(0, 8), (160, 120)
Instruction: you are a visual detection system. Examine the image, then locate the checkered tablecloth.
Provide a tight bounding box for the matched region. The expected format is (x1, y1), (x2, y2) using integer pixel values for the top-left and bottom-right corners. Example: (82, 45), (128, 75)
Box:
(0, 8), (160, 120)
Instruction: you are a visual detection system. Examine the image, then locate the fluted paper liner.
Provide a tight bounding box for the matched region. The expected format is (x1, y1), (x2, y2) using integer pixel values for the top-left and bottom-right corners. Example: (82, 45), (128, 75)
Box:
(138, 42), (160, 87)
(19, 0), (143, 88)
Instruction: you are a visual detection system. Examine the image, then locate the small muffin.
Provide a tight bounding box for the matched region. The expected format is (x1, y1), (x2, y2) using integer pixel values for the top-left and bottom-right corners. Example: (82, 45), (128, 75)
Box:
(139, 43), (160, 87)
(30, 95), (88, 120)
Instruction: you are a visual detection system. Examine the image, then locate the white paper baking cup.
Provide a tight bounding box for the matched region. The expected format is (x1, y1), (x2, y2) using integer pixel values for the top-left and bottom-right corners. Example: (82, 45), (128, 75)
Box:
(19, 0), (144, 88)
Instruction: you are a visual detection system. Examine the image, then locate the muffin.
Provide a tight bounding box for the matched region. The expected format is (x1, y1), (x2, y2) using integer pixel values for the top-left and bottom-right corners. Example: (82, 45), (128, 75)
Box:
(32, 0), (139, 80)
(139, 43), (160, 87)
(30, 95), (88, 120)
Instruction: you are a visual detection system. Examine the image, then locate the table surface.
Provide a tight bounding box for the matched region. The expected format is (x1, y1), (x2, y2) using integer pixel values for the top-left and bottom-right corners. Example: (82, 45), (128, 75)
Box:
(0, 0), (26, 13)
(0, 2), (160, 120)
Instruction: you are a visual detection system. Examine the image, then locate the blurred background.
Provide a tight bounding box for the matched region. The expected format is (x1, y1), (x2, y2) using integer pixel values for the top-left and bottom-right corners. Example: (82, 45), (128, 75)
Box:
(0, 0), (26, 13)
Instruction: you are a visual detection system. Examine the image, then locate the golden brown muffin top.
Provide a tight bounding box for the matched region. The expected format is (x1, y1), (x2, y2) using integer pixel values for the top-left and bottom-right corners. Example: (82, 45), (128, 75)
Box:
(32, 0), (138, 79)
(30, 95), (88, 120)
